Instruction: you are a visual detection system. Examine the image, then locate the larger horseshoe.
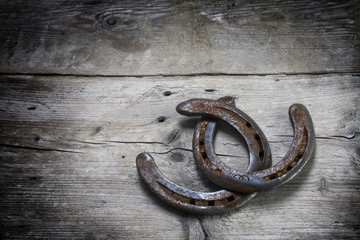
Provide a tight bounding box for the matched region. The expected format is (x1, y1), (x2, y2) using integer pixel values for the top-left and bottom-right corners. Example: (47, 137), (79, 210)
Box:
(136, 97), (270, 214)
(177, 98), (315, 193)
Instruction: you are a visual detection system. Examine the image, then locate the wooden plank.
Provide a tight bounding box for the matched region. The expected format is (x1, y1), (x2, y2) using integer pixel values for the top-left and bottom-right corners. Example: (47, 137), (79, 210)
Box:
(0, 0), (359, 75)
(0, 74), (359, 239)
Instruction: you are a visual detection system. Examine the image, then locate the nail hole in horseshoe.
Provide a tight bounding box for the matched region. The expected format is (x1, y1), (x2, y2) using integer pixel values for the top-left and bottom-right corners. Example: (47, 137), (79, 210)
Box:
(208, 200), (215, 206)
(254, 134), (264, 162)
(199, 125), (209, 161)
(243, 121), (264, 162)
(203, 158), (211, 166)
(190, 199), (196, 205)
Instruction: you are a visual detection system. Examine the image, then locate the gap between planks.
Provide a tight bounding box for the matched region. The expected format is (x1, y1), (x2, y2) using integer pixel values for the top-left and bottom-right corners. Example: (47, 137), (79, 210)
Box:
(0, 71), (360, 78)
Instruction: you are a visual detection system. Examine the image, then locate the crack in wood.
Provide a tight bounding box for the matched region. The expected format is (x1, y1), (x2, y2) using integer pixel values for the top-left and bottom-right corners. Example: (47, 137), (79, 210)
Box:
(106, 140), (167, 145)
(0, 143), (82, 153)
(275, 134), (359, 140)
(148, 147), (243, 158)
(1, 72), (360, 78)
(195, 216), (209, 240)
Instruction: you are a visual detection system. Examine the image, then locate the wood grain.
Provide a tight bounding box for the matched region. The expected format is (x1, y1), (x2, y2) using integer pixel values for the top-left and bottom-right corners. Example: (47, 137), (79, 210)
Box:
(0, 75), (359, 239)
(0, 0), (359, 75)
(0, 0), (359, 239)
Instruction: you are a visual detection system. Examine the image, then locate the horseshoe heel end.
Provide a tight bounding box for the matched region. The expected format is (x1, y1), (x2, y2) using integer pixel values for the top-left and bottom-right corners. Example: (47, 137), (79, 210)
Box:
(176, 97), (236, 116)
(136, 152), (161, 185)
(289, 103), (315, 157)
(289, 103), (308, 114)
(136, 153), (155, 174)
(260, 103), (315, 188)
(136, 152), (152, 166)
(288, 103), (315, 177)
(176, 99), (201, 116)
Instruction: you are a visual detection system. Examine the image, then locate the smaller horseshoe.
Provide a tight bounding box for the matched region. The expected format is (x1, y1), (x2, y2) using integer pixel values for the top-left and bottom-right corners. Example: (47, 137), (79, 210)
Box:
(177, 97), (272, 173)
(136, 153), (256, 214)
(178, 99), (315, 193)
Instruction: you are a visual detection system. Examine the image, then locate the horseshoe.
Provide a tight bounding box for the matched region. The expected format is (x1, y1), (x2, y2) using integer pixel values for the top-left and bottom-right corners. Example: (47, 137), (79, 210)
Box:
(136, 97), (268, 214)
(177, 98), (315, 193)
(177, 97), (272, 173)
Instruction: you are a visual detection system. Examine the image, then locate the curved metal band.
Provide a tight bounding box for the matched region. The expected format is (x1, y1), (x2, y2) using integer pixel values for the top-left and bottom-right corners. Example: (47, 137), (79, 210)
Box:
(136, 153), (256, 214)
(184, 101), (315, 193)
(176, 98), (272, 172)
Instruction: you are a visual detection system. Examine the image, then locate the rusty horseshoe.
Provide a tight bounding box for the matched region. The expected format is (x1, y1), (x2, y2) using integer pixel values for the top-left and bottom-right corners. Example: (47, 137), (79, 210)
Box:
(179, 96), (272, 173)
(177, 99), (315, 193)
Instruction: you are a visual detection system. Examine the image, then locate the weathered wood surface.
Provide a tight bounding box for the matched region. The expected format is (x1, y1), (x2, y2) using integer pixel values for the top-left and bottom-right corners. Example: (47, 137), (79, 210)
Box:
(0, 0), (359, 75)
(1, 0), (360, 239)
(0, 75), (359, 239)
